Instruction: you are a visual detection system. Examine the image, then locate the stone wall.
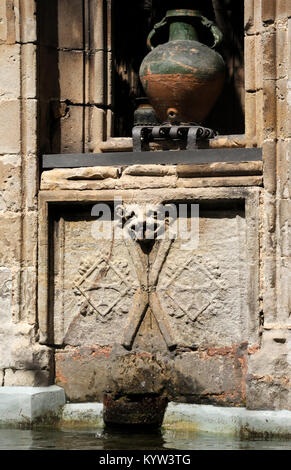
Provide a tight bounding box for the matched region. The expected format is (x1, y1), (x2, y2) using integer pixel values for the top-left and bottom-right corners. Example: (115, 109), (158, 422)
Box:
(0, 0), (290, 410)
(244, 0), (291, 409)
(0, 0), (52, 386)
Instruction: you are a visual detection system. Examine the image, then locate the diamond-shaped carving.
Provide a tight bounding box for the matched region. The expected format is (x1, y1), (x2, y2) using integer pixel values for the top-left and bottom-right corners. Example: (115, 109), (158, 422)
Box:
(73, 256), (138, 323)
(158, 255), (225, 324)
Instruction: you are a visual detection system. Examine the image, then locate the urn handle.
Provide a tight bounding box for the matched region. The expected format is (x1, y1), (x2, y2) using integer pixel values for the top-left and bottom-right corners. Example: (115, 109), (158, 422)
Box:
(147, 10), (223, 51)
(146, 15), (168, 51)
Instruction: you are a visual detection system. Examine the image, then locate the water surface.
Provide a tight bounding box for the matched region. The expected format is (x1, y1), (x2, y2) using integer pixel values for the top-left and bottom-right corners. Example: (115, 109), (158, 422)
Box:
(0, 427), (291, 450)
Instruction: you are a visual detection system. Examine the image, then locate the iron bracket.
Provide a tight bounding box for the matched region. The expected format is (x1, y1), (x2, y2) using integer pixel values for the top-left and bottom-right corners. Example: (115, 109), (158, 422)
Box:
(132, 124), (217, 152)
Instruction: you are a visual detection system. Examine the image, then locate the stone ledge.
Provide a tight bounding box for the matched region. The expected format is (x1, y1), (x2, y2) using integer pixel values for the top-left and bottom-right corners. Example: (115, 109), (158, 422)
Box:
(58, 402), (291, 437)
(0, 386), (65, 424)
(2, 393), (291, 437)
(61, 403), (103, 427)
(164, 403), (291, 437)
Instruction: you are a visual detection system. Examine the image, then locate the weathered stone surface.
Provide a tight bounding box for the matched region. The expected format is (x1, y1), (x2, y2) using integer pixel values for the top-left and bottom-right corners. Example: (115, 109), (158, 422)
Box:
(0, 100), (20, 154)
(0, 214), (22, 265)
(0, 2), (8, 44)
(123, 165), (177, 177)
(88, 50), (106, 105)
(55, 346), (112, 402)
(0, 44), (20, 99)
(176, 176), (262, 188)
(60, 105), (83, 153)
(0, 268), (12, 324)
(58, 0), (84, 49)
(0, 386), (65, 424)
(21, 44), (37, 99)
(59, 50), (84, 103)
(171, 345), (247, 406)
(247, 329), (291, 409)
(4, 369), (51, 387)
(245, 35), (256, 91)
(90, 106), (106, 152)
(0, 154), (21, 212)
(20, 0), (37, 44)
(42, 167), (119, 184)
(261, 0), (276, 24)
(156, 210), (247, 347)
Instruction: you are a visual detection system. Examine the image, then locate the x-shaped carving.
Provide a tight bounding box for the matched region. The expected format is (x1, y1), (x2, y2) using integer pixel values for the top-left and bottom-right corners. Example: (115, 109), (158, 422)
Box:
(122, 238), (177, 351)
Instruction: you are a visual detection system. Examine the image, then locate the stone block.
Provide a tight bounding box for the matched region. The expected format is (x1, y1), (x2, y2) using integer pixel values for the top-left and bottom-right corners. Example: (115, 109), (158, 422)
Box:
(255, 34), (263, 91)
(23, 154), (38, 211)
(60, 105), (83, 153)
(106, 108), (113, 140)
(255, 89), (264, 146)
(277, 140), (290, 199)
(245, 91), (257, 144)
(8, 341), (53, 372)
(0, 44), (20, 99)
(276, 0), (287, 18)
(171, 345), (247, 406)
(246, 329), (291, 409)
(20, 0), (37, 43)
(279, 199), (291, 257)
(90, 106), (106, 152)
(4, 369), (51, 387)
(55, 347), (112, 402)
(61, 403), (103, 426)
(164, 403), (291, 436)
(276, 79), (288, 139)
(0, 213), (22, 265)
(21, 43), (37, 99)
(262, 31), (276, 80)
(0, 0), (16, 45)
(262, 0), (276, 23)
(263, 80), (277, 140)
(22, 99), (37, 154)
(87, 50), (105, 105)
(262, 256), (276, 321)
(0, 2), (7, 44)
(244, 0), (255, 34)
(58, 0), (84, 49)
(20, 267), (37, 323)
(262, 140), (277, 194)
(244, 35), (256, 91)
(0, 154), (21, 212)
(276, 258), (291, 321)
(0, 268), (12, 324)
(276, 27), (288, 79)
(0, 386), (65, 424)
(89, 0), (105, 51)
(59, 50), (84, 103)
(0, 100), (20, 154)
(254, 0), (263, 34)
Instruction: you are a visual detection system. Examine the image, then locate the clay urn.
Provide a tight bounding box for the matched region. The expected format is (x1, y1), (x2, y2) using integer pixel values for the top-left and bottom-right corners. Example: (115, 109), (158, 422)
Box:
(139, 8), (225, 124)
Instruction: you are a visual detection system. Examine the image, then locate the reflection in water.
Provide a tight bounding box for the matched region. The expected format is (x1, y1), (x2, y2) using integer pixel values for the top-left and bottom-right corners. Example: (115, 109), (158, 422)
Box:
(1, 427), (291, 450)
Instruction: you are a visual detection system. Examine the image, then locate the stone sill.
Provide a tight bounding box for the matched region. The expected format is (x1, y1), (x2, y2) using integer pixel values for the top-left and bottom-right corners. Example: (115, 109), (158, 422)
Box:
(40, 162), (263, 191)
(52, 402), (291, 437)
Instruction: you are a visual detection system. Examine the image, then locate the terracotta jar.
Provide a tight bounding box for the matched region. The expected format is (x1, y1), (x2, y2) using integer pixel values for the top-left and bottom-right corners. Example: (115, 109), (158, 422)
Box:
(139, 9), (225, 124)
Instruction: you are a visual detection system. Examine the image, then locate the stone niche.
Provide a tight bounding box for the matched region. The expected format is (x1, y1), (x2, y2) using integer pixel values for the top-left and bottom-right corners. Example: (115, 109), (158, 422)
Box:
(39, 187), (260, 404)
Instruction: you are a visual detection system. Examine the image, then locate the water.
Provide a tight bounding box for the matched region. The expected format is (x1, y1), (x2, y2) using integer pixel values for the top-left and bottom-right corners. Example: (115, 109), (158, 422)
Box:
(0, 426), (291, 450)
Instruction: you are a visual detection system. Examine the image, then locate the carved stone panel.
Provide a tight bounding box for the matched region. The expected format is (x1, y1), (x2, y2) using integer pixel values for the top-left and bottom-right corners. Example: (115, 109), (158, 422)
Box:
(52, 208), (140, 346)
(157, 208), (247, 347)
(52, 204), (247, 350)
